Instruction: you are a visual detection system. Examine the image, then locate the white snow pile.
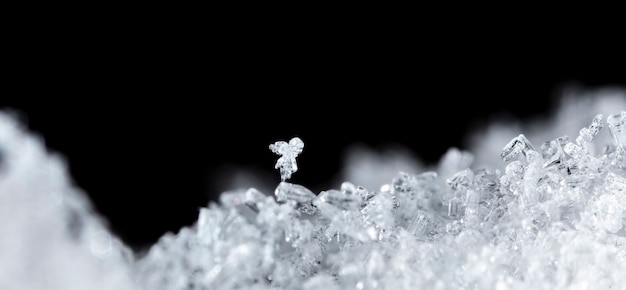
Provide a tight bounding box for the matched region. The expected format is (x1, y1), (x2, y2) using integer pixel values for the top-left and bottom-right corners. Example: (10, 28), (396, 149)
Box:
(1, 86), (625, 290)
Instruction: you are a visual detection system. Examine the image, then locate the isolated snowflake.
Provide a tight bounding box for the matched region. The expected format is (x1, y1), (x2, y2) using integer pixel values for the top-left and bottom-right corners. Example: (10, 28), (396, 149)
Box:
(269, 137), (304, 181)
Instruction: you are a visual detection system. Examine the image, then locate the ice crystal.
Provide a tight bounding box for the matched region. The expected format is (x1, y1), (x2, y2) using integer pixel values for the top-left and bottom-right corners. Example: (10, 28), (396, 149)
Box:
(500, 133), (535, 162)
(608, 111), (626, 147)
(134, 111), (626, 290)
(269, 137), (304, 181)
(1, 90), (626, 290)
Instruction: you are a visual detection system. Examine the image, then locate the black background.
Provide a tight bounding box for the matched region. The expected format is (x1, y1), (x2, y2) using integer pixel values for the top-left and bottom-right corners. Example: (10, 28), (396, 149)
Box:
(3, 18), (625, 251)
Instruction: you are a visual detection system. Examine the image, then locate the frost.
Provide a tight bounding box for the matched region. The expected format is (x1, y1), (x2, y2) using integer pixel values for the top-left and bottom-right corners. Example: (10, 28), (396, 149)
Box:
(2, 88), (626, 290)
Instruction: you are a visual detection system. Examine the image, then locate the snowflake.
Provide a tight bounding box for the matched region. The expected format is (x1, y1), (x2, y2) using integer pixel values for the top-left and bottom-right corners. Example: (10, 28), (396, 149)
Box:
(269, 137), (304, 181)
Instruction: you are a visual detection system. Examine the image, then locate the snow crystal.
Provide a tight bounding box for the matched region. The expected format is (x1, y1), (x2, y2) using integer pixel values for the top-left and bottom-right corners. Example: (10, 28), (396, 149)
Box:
(1, 87), (626, 290)
(269, 137), (304, 181)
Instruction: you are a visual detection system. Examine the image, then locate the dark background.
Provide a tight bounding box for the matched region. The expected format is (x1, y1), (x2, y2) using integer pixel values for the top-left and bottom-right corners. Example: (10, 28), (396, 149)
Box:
(3, 19), (625, 252)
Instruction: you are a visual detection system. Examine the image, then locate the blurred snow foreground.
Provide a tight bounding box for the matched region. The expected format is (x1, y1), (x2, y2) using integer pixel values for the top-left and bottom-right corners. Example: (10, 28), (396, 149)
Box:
(1, 88), (626, 290)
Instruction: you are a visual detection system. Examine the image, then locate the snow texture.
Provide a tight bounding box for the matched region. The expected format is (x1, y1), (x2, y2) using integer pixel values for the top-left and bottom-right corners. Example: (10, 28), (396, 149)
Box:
(1, 86), (625, 289)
